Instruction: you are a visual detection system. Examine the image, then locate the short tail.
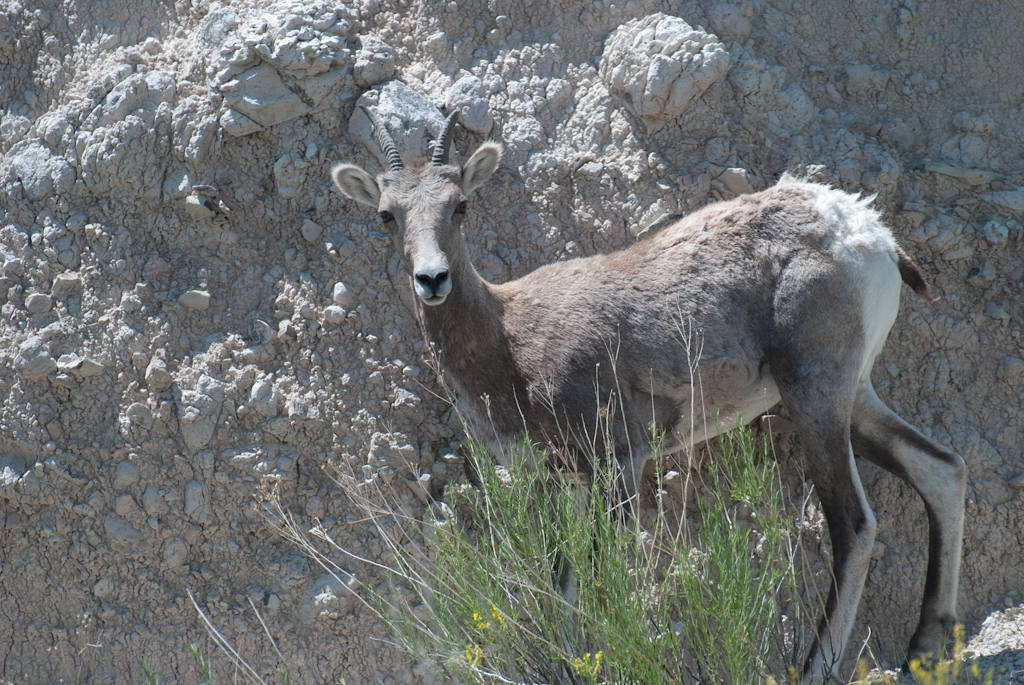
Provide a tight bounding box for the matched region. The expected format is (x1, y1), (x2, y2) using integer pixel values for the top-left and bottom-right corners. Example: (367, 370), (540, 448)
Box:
(894, 245), (934, 300)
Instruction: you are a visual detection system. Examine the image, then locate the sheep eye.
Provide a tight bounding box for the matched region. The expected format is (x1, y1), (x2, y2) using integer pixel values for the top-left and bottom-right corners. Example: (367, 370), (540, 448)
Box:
(455, 201), (467, 215)
(378, 210), (393, 223)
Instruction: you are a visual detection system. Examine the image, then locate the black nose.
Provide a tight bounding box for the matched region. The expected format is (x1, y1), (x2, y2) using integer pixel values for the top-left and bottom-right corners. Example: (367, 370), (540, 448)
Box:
(415, 270), (449, 294)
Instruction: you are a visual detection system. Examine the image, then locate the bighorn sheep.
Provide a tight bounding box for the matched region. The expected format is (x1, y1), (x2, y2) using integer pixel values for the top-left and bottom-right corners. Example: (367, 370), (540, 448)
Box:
(331, 108), (967, 684)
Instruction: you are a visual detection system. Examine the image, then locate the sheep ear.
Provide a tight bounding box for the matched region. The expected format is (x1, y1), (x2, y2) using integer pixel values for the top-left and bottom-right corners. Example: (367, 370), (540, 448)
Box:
(332, 164), (380, 206)
(461, 142), (501, 194)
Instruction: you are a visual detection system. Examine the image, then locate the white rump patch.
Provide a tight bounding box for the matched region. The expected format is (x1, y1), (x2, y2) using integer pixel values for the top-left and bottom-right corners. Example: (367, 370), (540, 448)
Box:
(778, 173), (898, 264)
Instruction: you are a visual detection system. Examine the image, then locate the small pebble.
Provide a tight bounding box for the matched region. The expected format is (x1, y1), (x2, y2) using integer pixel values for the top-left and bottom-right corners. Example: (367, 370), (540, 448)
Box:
(25, 292), (52, 314)
(984, 302), (1011, 322)
(184, 195), (216, 220)
(1008, 474), (1024, 490)
(301, 218), (322, 243)
(78, 359), (106, 377)
(51, 272), (82, 298)
(323, 305), (346, 324)
(113, 461), (140, 490)
(333, 282), (356, 307)
(250, 319), (275, 344)
(410, 472), (432, 504)
(718, 167), (754, 195)
(179, 290), (211, 311)
(145, 356), (173, 390)
(967, 260), (996, 287)
(982, 220), (1009, 249)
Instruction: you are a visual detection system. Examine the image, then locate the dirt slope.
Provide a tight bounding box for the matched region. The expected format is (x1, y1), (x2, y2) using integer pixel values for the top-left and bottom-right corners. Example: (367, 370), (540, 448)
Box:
(1, 0), (1022, 682)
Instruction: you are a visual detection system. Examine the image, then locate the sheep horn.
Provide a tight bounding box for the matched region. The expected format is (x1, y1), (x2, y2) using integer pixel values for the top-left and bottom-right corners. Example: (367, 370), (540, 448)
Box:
(360, 105), (403, 172)
(432, 111), (460, 166)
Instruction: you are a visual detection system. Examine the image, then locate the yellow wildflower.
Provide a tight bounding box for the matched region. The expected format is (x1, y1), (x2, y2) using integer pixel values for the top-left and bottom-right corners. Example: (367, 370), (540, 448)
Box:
(465, 644), (482, 668)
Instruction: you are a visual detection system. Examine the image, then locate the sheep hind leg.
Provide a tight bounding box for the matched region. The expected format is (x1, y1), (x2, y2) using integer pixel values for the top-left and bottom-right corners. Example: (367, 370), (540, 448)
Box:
(796, 429), (878, 685)
(850, 381), (966, 665)
(768, 375), (875, 684)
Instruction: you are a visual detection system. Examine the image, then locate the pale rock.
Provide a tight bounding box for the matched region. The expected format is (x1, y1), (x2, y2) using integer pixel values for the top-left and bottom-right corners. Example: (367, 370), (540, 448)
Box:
(277, 318), (294, 342)
(185, 195), (217, 220)
(707, 2), (753, 42)
(423, 31), (447, 54)
(967, 261), (996, 288)
(3, 257), (25, 278)
(773, 83), (818, 135)
(125, 402), (154, 427)
(323, 305), (346, 324)
(305, 495), (326, 519)
(179, 413), (216, 452)
(546, 78), (573, 109)
(301, 218), (323, 243)
(178, 290), (211, 311)
(92, 578), (115, 598)
(120, 290), (142, 312)
(250, 377), (282, 418)
(25, 292), (52, 314)
(131, 485), (160, 523)
(51, 272), (83, 298)
(600, 14), (731, 132)
(845, 64), (889, 98)
(981, 188), (1024, 212)
(984, 302), (1011, 322)
(114, 494), (138, 516)
(411, 472), (433, 504)
(250, 319), (275, 344)
(998, 357), (1024, 381)
(220, 109), (265, 137)
(285, 397), (323, 422)
(332, 282), (356, 307)
(705, 137), (730, 165)
(145, 355), (173, 391)
(350, 82), (447, 167)
(353, 35), (395, 87)
(982, 220), (1009, 249)
(0, 456), (26, 488)
(14, 336), (57, 380)
(223, 62), (311, 128)
(113, 461), (141, 489)
(718, 168), (754, 195)
(104, 514), (143, 547)
(503, 116), (545, 159)
(419, 441), (435, 468)
(0, 140), (74, 201)
(274, 153), (308, 199)
(0, 114), (31, 148)
(83, 70), (175, 130)
(163, 537), (189, 570)
(78, 359), (106, 378)
(175, 372), (227, 453)
(299, 571), (360, 619)
(184, 481), (207, 523)
(445, 75), (492, 134)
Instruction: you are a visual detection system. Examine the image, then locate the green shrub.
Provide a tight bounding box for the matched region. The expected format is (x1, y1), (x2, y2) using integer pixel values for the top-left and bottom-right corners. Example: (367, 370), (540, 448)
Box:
(367, 423), (800, 684)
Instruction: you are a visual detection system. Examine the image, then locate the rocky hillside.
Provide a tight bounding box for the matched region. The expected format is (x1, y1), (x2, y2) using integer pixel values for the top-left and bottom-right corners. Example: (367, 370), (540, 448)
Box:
(1, 0), (1022, 682)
